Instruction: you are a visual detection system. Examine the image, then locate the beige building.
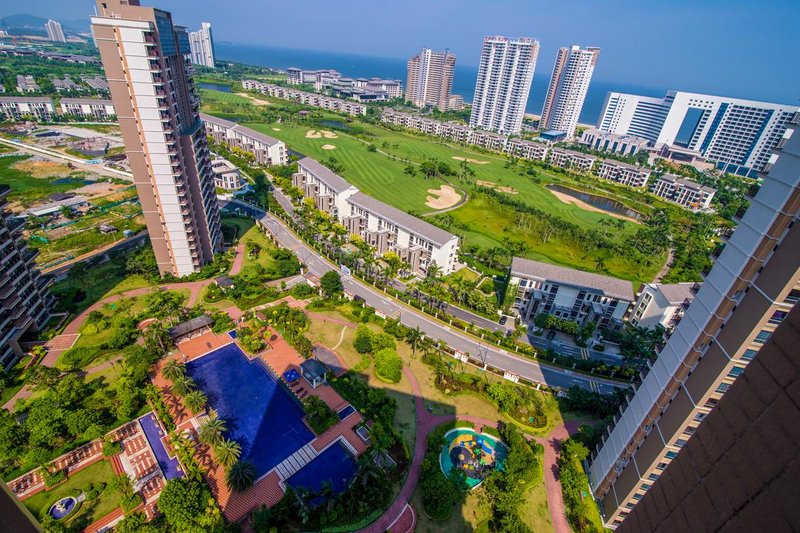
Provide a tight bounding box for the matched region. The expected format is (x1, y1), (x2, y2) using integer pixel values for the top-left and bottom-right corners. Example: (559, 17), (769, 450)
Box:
(92, 0), (222, 277)
(540, 45), (600, 138)
(547, 147), (597, 172)
(0, 97), (54, 120)
(588, 117), (800, 528)
(406, 48), (456, 111)
(211, 157), (244, 191)
(59, 98), (116, 120)
(596, 160), (652, 188)
(652, 174), (716, 210)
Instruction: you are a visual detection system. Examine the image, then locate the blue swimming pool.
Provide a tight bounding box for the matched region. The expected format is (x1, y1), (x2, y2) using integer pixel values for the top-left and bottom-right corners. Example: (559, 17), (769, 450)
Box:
(139, 412), (183, 480)
(337, 405), (356, 420)
(287, 441), (357, 498)
(186, 343), (314, 477)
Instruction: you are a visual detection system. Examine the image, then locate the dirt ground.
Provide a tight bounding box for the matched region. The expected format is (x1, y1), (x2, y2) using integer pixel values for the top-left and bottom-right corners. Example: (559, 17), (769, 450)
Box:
(12, 158), (72, 178)
(452, 156), (490, 165)
(72, 182), (129, 199)
(235, 92), (271, 106)
(425, 185), (462, 209)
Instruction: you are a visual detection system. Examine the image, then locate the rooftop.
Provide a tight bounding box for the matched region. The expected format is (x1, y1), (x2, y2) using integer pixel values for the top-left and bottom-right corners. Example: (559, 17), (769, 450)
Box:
(510, 257), (634, 301)
(348, 192), (457, 246)
(299, 157), (356, 194)
(601, 159), (650, 172)
(60, 97), (114, 106)
(0, 96), (53, 104)
(650, 282), (698, 304)
(168, 314), (213, 338)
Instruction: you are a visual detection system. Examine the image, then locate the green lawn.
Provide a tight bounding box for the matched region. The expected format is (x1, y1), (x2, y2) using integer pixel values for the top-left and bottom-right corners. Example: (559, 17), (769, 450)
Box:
(23, 459), (121, 524)
(50, 262), (154, 316)
(199, 88), (255, 106)
(238, 222), (280, 275)
(0, 154), (88, 207)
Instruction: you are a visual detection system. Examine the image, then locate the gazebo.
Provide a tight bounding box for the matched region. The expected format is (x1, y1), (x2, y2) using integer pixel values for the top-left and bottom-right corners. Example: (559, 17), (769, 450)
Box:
(300, 359), (328, 389)
(168, 315), (213, 343)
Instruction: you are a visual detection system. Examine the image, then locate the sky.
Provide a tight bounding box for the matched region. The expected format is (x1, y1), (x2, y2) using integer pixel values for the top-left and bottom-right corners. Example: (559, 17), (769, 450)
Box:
(5, 0), (800, 104)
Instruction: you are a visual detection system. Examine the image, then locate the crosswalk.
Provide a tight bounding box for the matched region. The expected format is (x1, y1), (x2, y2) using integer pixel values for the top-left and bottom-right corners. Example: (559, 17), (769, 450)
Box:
(580, 348), (590, 360)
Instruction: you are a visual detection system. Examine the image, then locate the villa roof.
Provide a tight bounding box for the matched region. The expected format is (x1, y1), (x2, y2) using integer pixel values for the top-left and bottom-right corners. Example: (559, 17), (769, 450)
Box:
(298, 157), (355, 194)
(652, 282), (698, 305)
(510, 257), (634, 302)
(348, 192), (457, 247)
(0, 96), (53, 104)
(60, 97), (113, 106)
(168, 315), (213, 338)
(601, 159), (650, 172)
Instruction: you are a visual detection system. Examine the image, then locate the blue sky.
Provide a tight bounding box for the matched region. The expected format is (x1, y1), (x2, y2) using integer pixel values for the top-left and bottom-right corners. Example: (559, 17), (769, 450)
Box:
(6, 0), (800, 104)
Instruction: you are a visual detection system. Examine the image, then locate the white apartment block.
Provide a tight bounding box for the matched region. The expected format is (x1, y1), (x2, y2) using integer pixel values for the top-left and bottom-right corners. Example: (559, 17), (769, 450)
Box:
(580, 128), (650, 156)
(629, 282), (697, 332)
(448, 95), (465, 110)
(241, 80), (367, 116)
(188, 22), (215, 68)
(548, 147), (597, 172)
(406, 48), (456, 110)
(211, 157), (244, 191)
(59, 98), (116, 120)
(0, 97), (55, 120)
(597, 90), (800, 177)
(596, 160), (652, 188)
(506, 138), (549, 161)
(509, 257), (634, 330)
(202, 113), (288, 166)
(45, 19), (66, 42)
(652, 174), (716, 210)
(470, 36), (539, 135)
(16, 75), (39, 93)
(540, 45), (600, 138)
(291, 157), (459, 276)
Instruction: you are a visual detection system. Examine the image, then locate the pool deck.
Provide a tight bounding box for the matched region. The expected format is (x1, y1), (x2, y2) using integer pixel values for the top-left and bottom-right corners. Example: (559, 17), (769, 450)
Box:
(156, 329), (370, 523)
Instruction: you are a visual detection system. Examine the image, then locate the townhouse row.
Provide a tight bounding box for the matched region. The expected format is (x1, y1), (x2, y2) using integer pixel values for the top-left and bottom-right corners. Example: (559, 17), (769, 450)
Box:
(0, 96), (116, 121)
(291, 157), (460, 276)
(201, 113), (288, 166)
(241, 80), (366, 116)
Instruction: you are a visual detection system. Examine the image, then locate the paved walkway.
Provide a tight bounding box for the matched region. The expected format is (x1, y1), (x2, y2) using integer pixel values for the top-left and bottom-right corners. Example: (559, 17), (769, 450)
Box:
(229, 244), (245, 275)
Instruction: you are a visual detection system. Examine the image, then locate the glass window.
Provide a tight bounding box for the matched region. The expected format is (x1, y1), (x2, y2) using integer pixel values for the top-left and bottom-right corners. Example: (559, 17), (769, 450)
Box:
(675, 439), (688, 448)
(754, 330), (772, 344)
(768, 310), (788, 325)
(633, 494), (643, 501)
(716, 382), (730, 393)
(740, 349), (757, 361)
(648, 473), (660, 481)
(728, 366), (744, 378)
(641, 483), (652, 490)
(666, 451), (678, 459)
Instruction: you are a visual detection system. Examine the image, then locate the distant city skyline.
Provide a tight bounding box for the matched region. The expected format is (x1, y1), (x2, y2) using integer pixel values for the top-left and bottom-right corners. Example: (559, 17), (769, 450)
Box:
(4, 0), (799, 106)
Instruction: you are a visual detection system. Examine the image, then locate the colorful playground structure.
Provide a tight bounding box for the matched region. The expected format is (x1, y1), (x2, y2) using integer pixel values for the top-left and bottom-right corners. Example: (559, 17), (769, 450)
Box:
(439, 428), (508, 488)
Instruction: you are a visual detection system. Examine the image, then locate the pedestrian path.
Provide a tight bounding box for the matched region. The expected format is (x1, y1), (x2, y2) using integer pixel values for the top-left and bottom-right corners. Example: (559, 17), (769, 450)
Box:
(273, 443), (319, 480)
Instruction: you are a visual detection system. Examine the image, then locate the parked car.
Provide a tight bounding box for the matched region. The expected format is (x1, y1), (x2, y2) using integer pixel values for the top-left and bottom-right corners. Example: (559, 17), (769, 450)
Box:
(499, 316), (507, 325)
(546, 330), (557, 341)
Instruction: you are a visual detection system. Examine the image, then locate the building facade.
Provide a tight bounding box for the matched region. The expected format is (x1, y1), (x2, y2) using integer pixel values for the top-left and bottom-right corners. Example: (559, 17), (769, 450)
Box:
(548, 147), (597, 172)
(241, 80), (367, 116)
(508, 257), (633, 330)
(652, 174), (716, 210)
(202, 113), (287, 166)
(0, 186), (53, 370)
(92, 0), (223, 277)
(59, 98), (116, 120)
(45, 19), (66, 42)
(540, 45), (600, 138)
(597, 90), (800, 177)
(579, 128), (650, 156)
(588, 118), (800, 528)
(629, 283), (697, 332)
(291, 157), (460, 276)
(469, 36), (539, 135)
(188, 22), (215, 68)
(16, 75), (39, 93)
(210, 157), (244, 191)
(406, 48), (456, 110)
(0, 97), (54, 120)
(596, 160), (652, 188)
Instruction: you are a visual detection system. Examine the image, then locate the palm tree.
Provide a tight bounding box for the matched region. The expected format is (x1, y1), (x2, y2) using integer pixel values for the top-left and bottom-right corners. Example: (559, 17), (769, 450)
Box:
(214, 439), (242, 467)
(161, 359), (186, 382)
(594, 256), (607, 272)
(183, 390), (207, 414)
(406, 326), (423, 359)
(170, 375), (195, 397)
(198, 416), (227, 446)
(226, 460), (257, 492)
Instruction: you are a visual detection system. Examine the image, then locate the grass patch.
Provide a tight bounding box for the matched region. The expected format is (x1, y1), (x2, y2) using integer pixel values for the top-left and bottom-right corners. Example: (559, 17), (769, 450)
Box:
(0, 155), (87, 206)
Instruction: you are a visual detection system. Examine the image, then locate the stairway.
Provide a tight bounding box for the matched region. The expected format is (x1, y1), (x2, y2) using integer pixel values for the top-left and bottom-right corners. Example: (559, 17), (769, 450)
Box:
(273, 443), (318, 480)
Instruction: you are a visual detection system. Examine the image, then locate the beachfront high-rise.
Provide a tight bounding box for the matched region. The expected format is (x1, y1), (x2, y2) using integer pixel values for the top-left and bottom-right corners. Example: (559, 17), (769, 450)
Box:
(597, 90), (799, 177)
(44, 19), (66, 42)
(540, 45), (600, 138)
(188, 22), (215, 68)
(588, 116), (800, 529)
(92, 0), (223, 277)
(406, 48), (456, 110)
(469, 36), (539, 135)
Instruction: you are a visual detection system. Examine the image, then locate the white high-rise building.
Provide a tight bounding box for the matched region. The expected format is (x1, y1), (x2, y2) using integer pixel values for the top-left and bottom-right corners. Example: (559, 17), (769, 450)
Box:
(540, 45), (600, 138)
(597, 90), (800, 177)
(188, 22), (215, 68)
(406, 48), (456, 110)
(469, 36), (539, 135)
(44, 19), (66, 42)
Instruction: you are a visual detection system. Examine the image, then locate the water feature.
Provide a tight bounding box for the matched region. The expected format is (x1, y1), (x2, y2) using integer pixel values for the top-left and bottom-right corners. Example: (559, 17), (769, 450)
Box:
(198, 82), (232, 93)
(319, 120), (349, 131)
(48, 496), (77, 520)
(547, 184), (643, 220)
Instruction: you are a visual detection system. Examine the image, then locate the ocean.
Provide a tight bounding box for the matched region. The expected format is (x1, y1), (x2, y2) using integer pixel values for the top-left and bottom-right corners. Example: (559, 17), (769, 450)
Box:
(216, 41), (668, 125)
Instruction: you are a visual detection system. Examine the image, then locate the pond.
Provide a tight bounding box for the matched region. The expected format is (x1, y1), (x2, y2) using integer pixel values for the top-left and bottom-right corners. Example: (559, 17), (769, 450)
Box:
(319, 120), (349, 131)
(440, 428), (508, 489)
(547, 184), (642, 220)
(198, 82), (232, 93)
(48, 496), (77, 520)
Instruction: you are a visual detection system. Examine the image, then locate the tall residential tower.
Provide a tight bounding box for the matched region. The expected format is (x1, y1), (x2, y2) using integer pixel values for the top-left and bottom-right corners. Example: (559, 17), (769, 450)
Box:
(188, 22), (215, 68)
(469, 36), (539, 135)
(44, 19), (66, 42)
(540, 45), (600, 138)
(588, 115), (799, 528)
(406, 48), (456, 110)
(92, 0), (222, 277)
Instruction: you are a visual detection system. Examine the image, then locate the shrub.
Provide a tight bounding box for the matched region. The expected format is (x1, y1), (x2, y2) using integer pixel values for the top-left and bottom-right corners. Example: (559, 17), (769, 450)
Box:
(102, 439), (122, 457)
(373, 348), (402, 383)
(303, 396), (338, 434)
(353, 325), (373, 354)
(60, 346), (102, 369)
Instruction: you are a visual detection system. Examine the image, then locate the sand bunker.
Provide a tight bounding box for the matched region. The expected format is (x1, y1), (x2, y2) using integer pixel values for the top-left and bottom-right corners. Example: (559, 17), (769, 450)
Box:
(476, 180), (518, 195)
(425, 185), (462, 209)
(321, 144), (337, 150)
(548, 189), (640, 224)
(452, 156), (490, 165)
(272, 128), (281, 131)
(236, 93), (270, 106)
(13, 159), (72, 178)
(305, 130), (338, 139)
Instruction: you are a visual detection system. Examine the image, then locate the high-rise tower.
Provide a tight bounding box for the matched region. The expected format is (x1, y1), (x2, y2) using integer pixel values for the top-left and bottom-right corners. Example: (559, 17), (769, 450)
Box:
(469, 36), (539, 135)
(188, 22), (215, 68)
(92, 0), (222, 277)
(540, 45), (600, 138)
(44, 19), (66, 42)
(406, 48), (455, 111)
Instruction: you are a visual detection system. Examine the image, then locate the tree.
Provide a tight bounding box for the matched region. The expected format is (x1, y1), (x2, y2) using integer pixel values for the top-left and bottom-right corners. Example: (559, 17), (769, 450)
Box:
(183, 390), (207, 414)
(405, 326), (423, 358)
(373, 348), (403, 383)
(319, 271), (343, 298)
(214, 439), (242, 467)
(161, 359), (186, 382)
(144, 322), (174, 354)
(158, 478), (224, 532)
(226, 460), (257, 492)
(27, 366), (61, 392)
(198, 416), (227, 446)
(170, 375), (196, 397)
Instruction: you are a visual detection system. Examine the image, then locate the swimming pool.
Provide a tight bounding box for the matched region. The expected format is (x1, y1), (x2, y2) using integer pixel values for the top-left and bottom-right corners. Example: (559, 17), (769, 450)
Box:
(186, 343), (314, 477)
(439, 428), (508, 488)
(287, 441), (357, 500)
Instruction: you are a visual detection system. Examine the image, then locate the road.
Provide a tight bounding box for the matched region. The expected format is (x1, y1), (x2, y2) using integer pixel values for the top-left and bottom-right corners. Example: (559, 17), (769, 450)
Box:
(0, 137), (132, 180)
(258, 211), (624, 394)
